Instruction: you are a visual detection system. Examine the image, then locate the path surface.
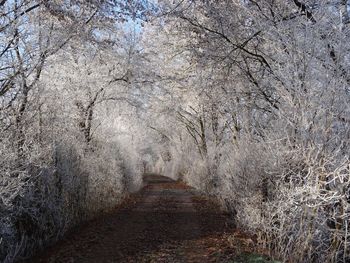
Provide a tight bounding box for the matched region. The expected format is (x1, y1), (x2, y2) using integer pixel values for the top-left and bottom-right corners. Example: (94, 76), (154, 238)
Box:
(27, 174), (257, 263)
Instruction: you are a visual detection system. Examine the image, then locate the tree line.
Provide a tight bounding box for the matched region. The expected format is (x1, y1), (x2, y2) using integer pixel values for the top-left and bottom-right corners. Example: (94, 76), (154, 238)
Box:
(0, 1), (349, 262)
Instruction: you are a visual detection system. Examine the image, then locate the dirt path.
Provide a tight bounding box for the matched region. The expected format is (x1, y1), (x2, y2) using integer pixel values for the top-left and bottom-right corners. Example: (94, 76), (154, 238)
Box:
(26, 174), (259, 263)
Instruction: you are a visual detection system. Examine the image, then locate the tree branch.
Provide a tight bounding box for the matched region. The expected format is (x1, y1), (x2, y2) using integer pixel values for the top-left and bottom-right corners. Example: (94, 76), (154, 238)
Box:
(180, 15), (271, 69)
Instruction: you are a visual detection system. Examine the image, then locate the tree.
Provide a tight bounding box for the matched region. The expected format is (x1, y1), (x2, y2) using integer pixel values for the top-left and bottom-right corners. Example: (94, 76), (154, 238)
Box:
(147, 1), (350, 262)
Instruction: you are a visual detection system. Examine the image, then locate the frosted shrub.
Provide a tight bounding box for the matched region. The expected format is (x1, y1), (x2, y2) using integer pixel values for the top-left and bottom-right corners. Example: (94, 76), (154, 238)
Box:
(185, 158), (209, 191)
(164, 126), (349, 263)
(0, 136), (142, 262)
(216, 141), (350, 263)
(1, 141), (66, 262)
(83, 140), (143, 214)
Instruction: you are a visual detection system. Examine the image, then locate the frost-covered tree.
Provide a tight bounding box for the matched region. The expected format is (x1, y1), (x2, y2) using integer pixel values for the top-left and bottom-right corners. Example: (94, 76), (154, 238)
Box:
(143, 1), (350, 262)
(1, 0), (349, 262)
(0, 1), (154, 262)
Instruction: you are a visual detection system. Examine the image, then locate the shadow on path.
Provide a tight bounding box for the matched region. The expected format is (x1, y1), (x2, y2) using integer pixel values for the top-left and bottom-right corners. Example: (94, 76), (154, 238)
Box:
(27, 174), (236, 263)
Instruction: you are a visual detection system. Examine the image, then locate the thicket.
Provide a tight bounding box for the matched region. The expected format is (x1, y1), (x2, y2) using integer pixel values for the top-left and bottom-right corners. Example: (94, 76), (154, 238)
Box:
(1, 1), (349, 263)
(0, 1), (147, 261)
(150, 1), (350, 262)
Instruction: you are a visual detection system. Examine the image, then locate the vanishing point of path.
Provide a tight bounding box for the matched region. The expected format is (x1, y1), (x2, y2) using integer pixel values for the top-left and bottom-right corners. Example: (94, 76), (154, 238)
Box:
(26, 174), (260, 263)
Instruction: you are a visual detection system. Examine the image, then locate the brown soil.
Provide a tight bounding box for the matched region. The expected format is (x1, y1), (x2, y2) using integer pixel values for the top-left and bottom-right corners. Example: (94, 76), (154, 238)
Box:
(26, 174), (255, 263)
